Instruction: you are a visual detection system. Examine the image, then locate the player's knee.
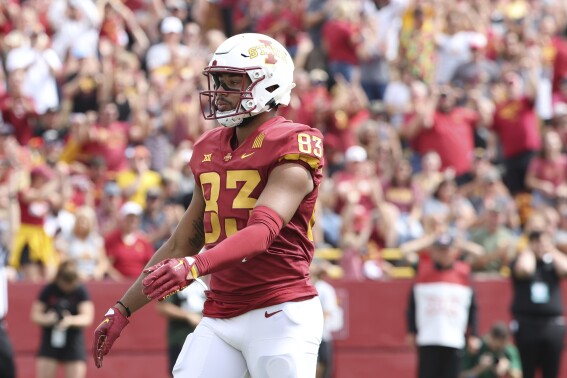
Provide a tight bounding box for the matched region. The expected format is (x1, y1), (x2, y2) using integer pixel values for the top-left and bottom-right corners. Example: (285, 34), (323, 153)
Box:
(258, 354), (296, 378)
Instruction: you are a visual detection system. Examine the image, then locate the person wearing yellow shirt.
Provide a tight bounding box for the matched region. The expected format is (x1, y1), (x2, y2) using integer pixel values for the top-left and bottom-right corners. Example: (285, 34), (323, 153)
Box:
(116, 146), (161, 208)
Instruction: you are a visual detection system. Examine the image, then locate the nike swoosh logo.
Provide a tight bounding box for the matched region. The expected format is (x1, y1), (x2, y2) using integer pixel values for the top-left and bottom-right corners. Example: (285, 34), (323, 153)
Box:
(97, 318), (110, 328)
(242, 257), (248, 263)
(173, 260), (184, 270)
(241, 152), (255, 159)
(264, 310), (283, 318)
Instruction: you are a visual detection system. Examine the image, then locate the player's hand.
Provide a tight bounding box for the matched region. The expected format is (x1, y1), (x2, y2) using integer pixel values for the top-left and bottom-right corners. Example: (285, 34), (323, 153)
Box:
(142, 257), (197, 301)
(93, 307), (129, 368)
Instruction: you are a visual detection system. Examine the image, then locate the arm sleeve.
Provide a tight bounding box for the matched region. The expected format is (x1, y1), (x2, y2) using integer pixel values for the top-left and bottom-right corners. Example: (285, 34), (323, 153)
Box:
(193, 206), (284, 277)
(407, 287), (417, 334)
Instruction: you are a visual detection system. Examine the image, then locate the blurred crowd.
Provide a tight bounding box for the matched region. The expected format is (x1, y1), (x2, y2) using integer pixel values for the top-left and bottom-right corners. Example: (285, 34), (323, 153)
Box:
(0, 0), (567, 282)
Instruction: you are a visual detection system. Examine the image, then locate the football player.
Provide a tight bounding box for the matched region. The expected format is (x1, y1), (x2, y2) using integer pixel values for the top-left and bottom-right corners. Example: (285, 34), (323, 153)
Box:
(93, 33), (325, 378)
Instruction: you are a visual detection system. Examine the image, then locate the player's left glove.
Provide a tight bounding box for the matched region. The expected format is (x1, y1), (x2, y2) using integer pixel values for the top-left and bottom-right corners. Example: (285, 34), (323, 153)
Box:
(142, 257), (199, 301)
(93, 307), (129, 368)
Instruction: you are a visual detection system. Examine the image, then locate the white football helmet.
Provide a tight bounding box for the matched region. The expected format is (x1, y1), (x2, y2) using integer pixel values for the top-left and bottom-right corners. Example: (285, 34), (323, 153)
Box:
(200, 33), (296, 128)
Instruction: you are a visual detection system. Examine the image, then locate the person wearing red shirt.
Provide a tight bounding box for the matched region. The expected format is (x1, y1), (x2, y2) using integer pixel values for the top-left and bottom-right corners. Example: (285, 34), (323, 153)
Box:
(401, 85), (488, 185)
(80, 103), (130, 172)
(10, 165), (58, 282)
(525, 129), (567, 209)
(93, 34), (325, 377)
(552, 35), (567, 95)
(0, 71), (37, 146)
(104, 201), (154, 280)
(321, 3), (361, 82)
(254, 0), (302, 57)
(491, 70), (541, 195)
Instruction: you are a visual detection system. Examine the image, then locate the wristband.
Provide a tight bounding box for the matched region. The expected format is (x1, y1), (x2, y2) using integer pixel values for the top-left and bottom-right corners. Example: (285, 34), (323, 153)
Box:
(116, 300), (131, 318)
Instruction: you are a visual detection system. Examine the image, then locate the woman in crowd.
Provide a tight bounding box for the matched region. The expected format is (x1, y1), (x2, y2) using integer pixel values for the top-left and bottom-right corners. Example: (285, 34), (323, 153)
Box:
(30, 260), (94, 378)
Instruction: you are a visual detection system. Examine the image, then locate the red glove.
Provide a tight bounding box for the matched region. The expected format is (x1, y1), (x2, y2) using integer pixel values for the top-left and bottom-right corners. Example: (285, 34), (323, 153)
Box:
(142, 257), (198, 301)
(93, 307), (129, 368)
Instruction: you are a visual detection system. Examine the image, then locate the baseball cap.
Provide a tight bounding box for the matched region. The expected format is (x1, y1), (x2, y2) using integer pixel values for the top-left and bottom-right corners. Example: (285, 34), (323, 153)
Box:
(160, 16), (183, 34)
(433, 233), (454, 249)
(469, 34), (487, 50)
(120, 201), (143, 217)
(345, 145), (368, 163)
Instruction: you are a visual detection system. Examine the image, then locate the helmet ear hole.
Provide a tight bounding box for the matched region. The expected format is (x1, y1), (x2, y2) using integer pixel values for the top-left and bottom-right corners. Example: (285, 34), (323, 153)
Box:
(266, 84), (279, 93)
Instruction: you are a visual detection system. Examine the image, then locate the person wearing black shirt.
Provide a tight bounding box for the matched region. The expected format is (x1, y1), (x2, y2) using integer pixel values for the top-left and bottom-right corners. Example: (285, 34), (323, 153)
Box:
(510, 229), (567, 378)
(30, 261), (94, 378)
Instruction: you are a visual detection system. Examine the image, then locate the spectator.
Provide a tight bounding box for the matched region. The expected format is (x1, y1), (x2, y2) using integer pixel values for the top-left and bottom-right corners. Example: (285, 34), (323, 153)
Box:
(422, 178), (477, 237)
(469, 202), (517, 276)
(7, 30), (63, 116)
(412, 151), (444, 198)
(357, 9), (391, 101)
(116, 145), (162, 208)
(29, 260), (94, 378)
(398, 4), (437, 84)
(55, 206), (109, 281)
(140, 186), (179, 251)
(61, 51), (102, 114)
(321, 1), (361, 82)
(80, 103), (130, 172)
(490, 68), (541, 195)
(510, 226), (567, 378)
(470, 167), (520, 231)
(401, 85), (488, 185)
(436, 12), (488, 85)
(146, 16), (188, 72)
(460, 321), (522, 378)
(254, 0), (302, 58)
(406, 233), (480, 378)
(95, 181), (123, 237)
(451, 36), (500, 90)
(47, 0), (101, 61)
(525, 128), (567, 209)
(104, 201), (154, 280)
(383, 158), (424, 245)
(550, 102), (567, 147)
(0, 70), (37, 146)
(9, 165), (59, 282)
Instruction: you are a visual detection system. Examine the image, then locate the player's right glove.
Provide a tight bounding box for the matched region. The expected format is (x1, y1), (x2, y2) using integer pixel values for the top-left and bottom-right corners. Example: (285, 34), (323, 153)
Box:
(93, 307), (129, 368)
(142, 256), (198, 301)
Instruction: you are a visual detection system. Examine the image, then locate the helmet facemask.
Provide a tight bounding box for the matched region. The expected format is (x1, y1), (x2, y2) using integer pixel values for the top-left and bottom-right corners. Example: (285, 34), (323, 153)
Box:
(201, 66), (265, 128)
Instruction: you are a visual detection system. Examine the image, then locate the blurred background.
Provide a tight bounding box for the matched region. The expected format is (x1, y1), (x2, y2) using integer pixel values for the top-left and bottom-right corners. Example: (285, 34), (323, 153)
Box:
(2, 0), (567, 377)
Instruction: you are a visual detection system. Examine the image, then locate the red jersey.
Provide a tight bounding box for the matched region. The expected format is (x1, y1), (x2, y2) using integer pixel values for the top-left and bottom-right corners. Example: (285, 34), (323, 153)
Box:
(189, 116), (324, 318)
